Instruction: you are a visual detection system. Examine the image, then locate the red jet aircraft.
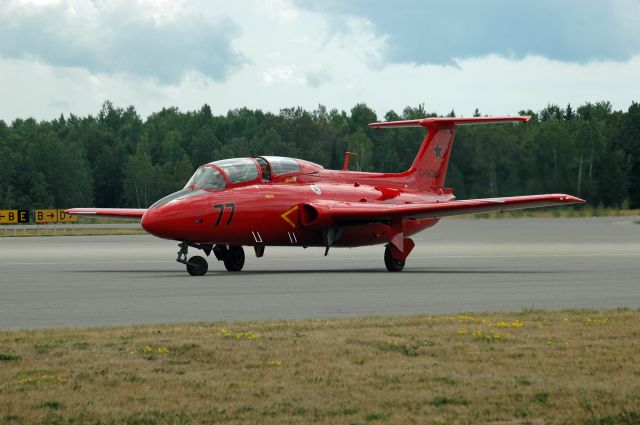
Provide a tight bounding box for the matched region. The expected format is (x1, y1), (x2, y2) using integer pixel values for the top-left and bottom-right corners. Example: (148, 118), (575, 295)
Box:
(67, 116), (585, 275)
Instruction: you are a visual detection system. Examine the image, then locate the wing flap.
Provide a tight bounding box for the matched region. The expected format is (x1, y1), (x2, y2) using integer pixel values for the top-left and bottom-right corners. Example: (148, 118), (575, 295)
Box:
(65, 208), (147, 220)
(311, 194), (585, 223)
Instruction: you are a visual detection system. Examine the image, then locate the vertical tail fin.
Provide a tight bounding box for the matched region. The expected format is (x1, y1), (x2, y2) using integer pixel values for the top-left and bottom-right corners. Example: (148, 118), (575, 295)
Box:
(369, 116), (530, 191)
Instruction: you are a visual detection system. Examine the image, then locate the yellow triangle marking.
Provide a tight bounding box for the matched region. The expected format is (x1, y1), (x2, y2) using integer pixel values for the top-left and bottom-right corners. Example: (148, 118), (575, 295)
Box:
(280, 205), (298, 228)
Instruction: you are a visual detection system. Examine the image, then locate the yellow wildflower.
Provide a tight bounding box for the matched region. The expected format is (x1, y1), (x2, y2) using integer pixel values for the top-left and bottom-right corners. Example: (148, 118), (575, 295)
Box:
(494, 320), (524, 328)
(583, 317), (611, 325)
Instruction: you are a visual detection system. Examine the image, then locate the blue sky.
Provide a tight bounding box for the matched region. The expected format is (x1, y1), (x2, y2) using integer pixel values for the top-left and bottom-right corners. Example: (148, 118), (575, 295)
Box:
(1, 0), (639, 120)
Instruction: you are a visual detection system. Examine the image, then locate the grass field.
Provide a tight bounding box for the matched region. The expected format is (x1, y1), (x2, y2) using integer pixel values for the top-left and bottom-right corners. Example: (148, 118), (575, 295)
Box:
(1, 309), (639, 425)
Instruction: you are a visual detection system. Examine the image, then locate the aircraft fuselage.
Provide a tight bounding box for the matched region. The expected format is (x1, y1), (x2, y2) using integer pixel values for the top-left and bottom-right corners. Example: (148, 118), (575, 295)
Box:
(141, 172), (448, 247)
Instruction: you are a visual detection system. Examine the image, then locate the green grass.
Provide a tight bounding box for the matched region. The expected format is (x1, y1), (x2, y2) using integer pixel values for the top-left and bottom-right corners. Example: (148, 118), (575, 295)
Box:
(0, 353), (21, 362)
(1, 308), (639, 424)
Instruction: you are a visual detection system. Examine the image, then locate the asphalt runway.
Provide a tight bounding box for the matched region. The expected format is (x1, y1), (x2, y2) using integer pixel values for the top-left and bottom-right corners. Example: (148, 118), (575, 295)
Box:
(1, 217), (639, 330)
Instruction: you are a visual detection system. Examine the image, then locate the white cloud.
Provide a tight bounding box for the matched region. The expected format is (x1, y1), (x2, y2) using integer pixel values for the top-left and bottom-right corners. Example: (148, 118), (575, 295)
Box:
(263, 65), (297, 86)
(0, 0), (245, 83)
(0, 0), (639, 121)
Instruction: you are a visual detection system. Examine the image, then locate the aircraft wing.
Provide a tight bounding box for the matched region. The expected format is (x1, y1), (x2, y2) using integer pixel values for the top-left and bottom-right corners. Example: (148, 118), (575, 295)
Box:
(306, 194), (585, 224)
(65, 208), (147, 220)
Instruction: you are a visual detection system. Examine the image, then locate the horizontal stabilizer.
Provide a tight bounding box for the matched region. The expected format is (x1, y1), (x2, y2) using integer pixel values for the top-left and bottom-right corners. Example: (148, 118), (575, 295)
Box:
(65, 208), (147, 220)
(369, 116), (531, 129)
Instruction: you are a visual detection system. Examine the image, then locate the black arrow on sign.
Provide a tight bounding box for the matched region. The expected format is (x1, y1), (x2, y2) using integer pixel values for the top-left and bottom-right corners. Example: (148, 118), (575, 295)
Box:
(0, 214), (4, 219)
(47, 213), (55, 219)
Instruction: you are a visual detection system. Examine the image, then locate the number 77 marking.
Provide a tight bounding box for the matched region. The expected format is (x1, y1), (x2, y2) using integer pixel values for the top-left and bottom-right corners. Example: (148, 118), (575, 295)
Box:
(224, 203), (235, 225)
(213, 203), (236, 226)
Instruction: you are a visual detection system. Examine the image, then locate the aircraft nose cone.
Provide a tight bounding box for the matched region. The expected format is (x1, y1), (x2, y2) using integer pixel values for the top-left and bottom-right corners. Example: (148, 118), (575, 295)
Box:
(141, 208), (162, 236)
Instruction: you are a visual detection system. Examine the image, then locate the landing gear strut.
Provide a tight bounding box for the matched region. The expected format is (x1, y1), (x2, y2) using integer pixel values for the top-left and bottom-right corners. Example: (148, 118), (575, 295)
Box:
(176, 242), (208, 276)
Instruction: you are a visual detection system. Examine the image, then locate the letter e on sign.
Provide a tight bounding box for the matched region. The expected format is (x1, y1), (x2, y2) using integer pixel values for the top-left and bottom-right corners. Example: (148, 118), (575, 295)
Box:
(17, 210), (29, 223)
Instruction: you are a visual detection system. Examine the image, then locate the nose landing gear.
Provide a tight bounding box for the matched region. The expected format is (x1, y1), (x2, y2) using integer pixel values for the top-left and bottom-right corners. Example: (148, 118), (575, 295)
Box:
(176, 242), (209, 276)
(177, 242), (245, 275)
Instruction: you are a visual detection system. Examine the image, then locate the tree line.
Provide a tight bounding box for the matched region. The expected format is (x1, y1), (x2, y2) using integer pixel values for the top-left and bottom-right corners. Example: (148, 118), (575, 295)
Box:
(0, 100), (638, 209)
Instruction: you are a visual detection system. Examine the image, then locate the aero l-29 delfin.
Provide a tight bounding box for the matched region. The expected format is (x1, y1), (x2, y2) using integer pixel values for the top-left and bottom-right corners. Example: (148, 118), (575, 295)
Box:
(67, 116), (585, 275)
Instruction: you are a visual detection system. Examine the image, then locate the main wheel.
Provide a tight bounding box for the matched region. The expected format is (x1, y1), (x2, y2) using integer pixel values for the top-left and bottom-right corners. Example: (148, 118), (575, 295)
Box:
(384, 245), (405, 272)
(186, 255), (208, 276)
(224, 245), (245, 271)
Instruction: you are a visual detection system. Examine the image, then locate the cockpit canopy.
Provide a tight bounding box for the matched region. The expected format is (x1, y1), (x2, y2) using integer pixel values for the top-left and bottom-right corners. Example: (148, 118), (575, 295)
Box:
(184, 165), (226, 191)
(260, 156), (301, 175)
(214, 158), (260, 183)
(185, 157), (305, 191)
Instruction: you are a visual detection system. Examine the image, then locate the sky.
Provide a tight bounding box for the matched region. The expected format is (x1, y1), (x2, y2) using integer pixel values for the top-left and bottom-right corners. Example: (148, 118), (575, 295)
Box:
(1, 0), (639, 121)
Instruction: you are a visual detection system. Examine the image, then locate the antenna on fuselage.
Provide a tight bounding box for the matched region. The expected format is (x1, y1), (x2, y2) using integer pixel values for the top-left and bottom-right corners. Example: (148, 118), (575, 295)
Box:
(342, 151), (358, 171)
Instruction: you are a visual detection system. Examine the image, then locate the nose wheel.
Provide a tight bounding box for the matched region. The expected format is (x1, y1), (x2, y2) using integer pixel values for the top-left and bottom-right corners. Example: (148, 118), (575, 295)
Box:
(176, 242), (209, 276)
(186, 256), (208, 276)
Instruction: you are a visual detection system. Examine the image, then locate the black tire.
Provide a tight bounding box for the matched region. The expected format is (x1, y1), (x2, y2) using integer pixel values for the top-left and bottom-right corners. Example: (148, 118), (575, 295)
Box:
(384, 245), (405, 272)
(224, 245), (245, 272)
(186, 255), (208, 276)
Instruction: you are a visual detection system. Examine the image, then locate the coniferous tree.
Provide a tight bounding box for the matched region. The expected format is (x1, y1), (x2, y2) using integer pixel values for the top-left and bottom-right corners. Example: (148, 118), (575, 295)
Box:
(0, 100), (638, 210)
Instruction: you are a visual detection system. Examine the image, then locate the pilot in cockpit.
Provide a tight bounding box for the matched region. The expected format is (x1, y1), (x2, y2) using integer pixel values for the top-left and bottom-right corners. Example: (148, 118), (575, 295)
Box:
(256, 158), (271, 182)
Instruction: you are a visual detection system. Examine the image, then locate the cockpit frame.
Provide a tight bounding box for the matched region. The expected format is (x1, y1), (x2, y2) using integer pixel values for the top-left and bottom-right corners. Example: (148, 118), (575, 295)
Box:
(185, 156), (306, 192)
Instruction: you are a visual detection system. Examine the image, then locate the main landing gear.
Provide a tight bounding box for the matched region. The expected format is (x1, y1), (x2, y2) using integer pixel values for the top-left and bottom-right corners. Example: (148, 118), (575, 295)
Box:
(383, 238), (415, 272)
(384, 245), (405, 272)
(213, 244), (245, 272)
(176, 242), (245, 275)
